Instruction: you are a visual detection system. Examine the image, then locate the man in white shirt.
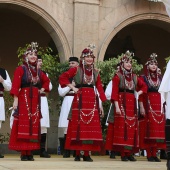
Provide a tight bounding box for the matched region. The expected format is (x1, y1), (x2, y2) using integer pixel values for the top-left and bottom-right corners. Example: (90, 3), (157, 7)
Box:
(58, 57), (79, 158)
(0, 66), (12, 158)
(37, 55), (52, 158)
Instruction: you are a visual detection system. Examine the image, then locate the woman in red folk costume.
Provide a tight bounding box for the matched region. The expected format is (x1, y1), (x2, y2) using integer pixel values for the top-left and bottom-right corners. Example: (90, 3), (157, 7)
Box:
(9, 42), (50, 161)
(139, 53), (166, 162)
(105, 51), (147, 162)
(59, 44), (106, 162)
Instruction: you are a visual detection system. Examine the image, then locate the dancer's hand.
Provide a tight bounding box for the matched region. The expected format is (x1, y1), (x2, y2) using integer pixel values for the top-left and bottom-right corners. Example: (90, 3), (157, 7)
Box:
(100, 108), (104, 118)
(72, 87), (79, 94)
(115, 107), (121, 115)
(13, 96), (18, 110)
(139, 102), (145, 116)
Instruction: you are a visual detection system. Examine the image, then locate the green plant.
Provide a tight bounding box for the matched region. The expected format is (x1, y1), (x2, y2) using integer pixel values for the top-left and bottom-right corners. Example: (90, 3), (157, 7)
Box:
(165, 56), (170, 63)
(0, 133), (10, 144)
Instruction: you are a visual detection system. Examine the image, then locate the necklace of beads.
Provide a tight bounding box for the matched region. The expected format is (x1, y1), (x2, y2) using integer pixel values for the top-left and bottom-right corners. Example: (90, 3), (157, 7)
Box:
(123, 71), (134, 90)
(147, 73), (160, 88)
(27, 63), (39, 85)
(124, 78), (134, 90)
(83, 65), (94, 85)
(24, 89), (39, 124)
(148, 96), (164, 124)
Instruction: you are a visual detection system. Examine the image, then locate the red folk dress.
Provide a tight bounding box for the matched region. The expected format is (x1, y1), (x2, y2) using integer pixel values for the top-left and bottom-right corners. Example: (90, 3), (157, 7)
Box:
(9, 65), (50, 151)
(59, 66), (106, 151)
(139, 75), (166, 150)
(105, 73), (147, 154)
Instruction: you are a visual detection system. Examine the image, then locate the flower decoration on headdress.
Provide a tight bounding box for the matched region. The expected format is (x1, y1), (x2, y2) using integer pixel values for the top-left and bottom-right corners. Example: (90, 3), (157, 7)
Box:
(120, 50), (134, 65)
(24, 42), (38, 56)
(145, 53), (158, 65)
(81, 44), (96, 58)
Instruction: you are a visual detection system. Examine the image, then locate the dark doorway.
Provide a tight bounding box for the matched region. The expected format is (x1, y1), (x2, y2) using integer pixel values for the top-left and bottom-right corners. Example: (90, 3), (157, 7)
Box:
(0, 7), (58, 78)
(104, 19), (170, 74)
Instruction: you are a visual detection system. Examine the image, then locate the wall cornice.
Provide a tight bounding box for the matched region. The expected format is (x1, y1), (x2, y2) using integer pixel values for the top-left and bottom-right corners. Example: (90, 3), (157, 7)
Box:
(74, 0), (100, 5)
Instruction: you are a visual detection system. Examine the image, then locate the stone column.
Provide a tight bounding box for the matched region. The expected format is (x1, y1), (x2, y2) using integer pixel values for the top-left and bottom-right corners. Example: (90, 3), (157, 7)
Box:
(73, 0), (100, 58)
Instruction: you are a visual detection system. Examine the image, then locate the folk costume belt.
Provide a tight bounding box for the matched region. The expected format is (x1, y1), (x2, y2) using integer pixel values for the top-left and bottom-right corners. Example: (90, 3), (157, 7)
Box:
(65, 93), (75, 96)
(148, 89), (158, 92)
(21, 84), (40, 88)
(119, 89), (134, 93)
(40, 93), (46, 97)
(65, 91), (75, 96)
(76, 84), (94, 88)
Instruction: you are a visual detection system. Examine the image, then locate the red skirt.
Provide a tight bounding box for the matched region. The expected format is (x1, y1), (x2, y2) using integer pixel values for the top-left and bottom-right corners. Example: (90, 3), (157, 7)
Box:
(139, 92), (166, 149)
(105, 92), (139, 153)
(105, 123), (114, 150)
(65, 87), (103, 151)
(9, 87), (41, 151)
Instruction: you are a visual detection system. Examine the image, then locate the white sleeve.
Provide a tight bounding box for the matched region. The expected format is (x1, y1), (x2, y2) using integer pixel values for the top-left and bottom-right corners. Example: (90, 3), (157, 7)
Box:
(58, 84), (71, 97)
(2, 70), (12, 91)
(105, 80), (112, 100)
(46, 73), (53, 91)
(49, 82), (53, 91)
(94, 86), (102, 108)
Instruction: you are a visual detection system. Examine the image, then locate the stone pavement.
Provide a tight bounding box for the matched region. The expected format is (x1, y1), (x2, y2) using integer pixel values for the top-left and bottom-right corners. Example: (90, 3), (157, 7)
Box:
(0, 155), (167, 170)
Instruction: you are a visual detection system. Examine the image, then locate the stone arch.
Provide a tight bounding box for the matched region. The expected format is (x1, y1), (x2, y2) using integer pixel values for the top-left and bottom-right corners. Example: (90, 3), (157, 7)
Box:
(98, 13), (170, 61)
(0, 0), (72, 62)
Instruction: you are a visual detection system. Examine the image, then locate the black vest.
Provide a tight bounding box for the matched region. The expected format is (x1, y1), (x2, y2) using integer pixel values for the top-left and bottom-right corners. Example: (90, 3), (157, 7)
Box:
(0, 68), (6, 90)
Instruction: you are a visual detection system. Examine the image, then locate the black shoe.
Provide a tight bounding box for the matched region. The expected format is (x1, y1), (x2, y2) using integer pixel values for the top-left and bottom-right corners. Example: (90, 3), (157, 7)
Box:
(154, 157), (161, 162)
(0, 154), (4, 158)
(27, 155), (34, 161)
(74, 155), (80, 161)
(63, 150), (70, 158)
(147, 156), (155, 162)
(83, 155), (93, 162)
(40, 151), (51, 158)
(121, 156), (128, 161)
(110, 151), (116, 159)
(127, 155), (137, 161)
(21, 155), (28, 161)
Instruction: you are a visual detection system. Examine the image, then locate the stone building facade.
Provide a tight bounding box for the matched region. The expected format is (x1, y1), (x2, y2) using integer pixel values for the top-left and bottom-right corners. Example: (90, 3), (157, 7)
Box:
(0, 0), (170, 153)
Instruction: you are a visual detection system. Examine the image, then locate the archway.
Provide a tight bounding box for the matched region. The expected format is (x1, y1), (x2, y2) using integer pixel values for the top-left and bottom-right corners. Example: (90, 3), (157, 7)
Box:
(0, 1), (71, 77)
(99, 13), (170, 73)
(0, 1), (71, 153)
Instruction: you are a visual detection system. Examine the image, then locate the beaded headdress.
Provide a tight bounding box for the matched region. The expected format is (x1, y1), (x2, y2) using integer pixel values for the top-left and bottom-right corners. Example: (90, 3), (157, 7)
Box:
(121, 50), (134, 62)
(145, 53), (158, 65)
(119, 50), (134, 66)
(81, 44), (96, 58)
(24, 42), (38, 56)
